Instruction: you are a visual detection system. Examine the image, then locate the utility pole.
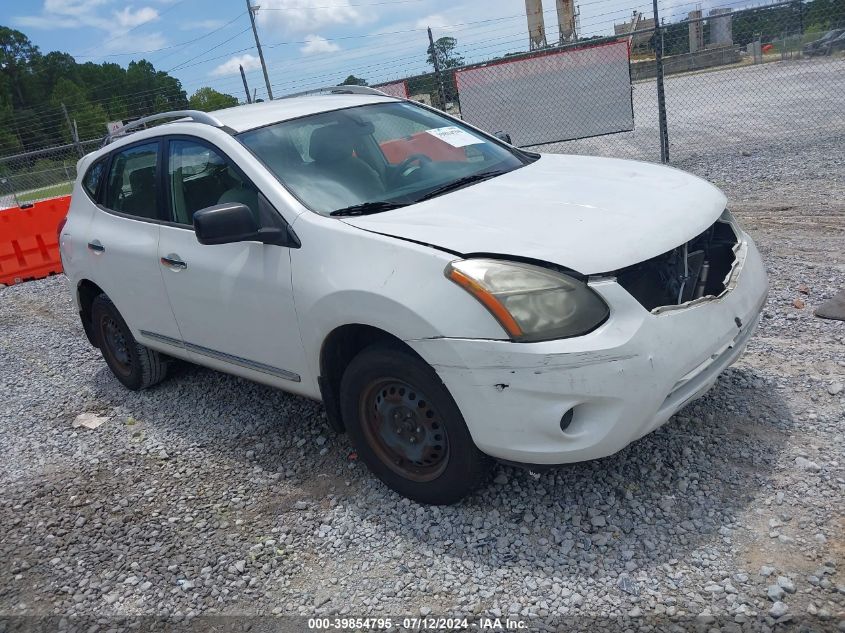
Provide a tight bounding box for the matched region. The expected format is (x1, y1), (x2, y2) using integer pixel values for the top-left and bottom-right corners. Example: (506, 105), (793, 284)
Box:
(61, 103), (83, 157)
(427, 27), (447, 109)
(652, 0), (669, 163)
(246, 0), (273, 100)
(239, 65), (252, 103)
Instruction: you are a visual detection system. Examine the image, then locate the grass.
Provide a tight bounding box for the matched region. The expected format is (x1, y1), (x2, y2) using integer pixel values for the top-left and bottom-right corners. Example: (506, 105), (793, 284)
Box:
(14, 182), (73, 205)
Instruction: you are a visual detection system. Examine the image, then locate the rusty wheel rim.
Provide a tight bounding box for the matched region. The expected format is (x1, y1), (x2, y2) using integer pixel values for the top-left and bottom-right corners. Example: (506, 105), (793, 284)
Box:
(100, 315), (132, 377)
(360, 379), (449, 482)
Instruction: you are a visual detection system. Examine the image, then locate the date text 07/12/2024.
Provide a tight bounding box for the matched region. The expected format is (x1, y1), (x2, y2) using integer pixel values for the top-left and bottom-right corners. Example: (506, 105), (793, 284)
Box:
(307, 617), (529, 630)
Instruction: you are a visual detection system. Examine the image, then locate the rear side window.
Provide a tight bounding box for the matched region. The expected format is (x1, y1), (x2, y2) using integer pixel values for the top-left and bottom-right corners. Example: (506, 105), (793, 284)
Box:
(82, 158), (106, 200)
(104, 142), (160, 220)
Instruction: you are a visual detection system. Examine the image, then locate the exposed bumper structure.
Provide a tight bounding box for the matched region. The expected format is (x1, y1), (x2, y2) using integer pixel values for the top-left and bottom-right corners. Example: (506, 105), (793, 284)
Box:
(406, 233), (768, 466)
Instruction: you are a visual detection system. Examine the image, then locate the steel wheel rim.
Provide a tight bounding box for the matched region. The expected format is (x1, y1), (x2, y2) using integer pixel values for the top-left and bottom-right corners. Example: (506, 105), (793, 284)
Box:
(100, 315), (132, 376)
(360, 379), (450, 482)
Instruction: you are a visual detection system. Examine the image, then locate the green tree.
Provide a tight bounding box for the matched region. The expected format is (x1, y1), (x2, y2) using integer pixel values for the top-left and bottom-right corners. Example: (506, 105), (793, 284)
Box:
(123, 59), (187, 117)
(50, 78), (108, 141)
(0, 24), (196, 157)
(426, 36), (464, 70)
(188, 87), (239, 112)
(0, 27), (41, 107)
(341, 74), (368, 86)
(33, 51), (78, 96)
(10, 107), (55, 150)
(79, 61), (126, 110)
(0, 104), (20, 154)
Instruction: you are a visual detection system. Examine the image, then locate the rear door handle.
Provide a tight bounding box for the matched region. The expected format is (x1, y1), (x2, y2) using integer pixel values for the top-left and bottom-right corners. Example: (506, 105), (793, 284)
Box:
(87, 240), (105, 253)
(160, 255), (187, 270)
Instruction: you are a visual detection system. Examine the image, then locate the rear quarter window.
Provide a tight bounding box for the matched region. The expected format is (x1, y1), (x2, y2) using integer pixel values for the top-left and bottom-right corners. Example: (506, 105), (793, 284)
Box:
(82, 158), (107, 200)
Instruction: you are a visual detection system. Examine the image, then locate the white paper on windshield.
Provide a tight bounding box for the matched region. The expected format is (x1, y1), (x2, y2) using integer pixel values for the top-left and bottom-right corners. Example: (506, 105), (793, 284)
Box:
(425, 126), (484, 147)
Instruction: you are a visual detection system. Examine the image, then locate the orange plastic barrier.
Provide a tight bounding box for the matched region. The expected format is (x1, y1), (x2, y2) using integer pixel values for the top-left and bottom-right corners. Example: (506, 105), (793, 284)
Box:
(380, 132), (469, 165)
(0, 195), (71, 285)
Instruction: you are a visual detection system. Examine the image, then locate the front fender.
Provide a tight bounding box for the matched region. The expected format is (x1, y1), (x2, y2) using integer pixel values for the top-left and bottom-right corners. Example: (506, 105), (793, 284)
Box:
(290, 214), (507, 381)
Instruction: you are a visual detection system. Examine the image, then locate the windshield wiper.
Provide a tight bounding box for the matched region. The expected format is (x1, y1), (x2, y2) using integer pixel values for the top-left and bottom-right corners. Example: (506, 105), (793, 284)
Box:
(415, 170), (508, 203)
(329, 200), (407, 217)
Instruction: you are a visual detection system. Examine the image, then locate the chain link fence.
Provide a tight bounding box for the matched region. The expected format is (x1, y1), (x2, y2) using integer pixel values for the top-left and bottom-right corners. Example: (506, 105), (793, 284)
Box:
(388, 0), (844, 190)
(0, 140), (102, 209)
(1, 0), (842, 209)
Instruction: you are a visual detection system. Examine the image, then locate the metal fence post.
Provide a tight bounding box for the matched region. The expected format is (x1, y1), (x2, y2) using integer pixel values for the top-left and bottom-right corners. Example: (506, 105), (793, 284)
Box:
(428, 27), (448, 109)
(61, 103), (84, 158)
(239, 64), (252, 104)
(652, 0), (670, 163)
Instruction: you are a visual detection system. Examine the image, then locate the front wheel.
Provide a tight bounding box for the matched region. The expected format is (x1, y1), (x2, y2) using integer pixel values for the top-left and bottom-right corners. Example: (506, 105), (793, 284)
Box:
(340, 344), (491, 504)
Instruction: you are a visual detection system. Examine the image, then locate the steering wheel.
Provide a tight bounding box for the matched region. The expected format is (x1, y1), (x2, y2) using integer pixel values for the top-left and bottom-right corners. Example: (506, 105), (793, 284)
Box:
(395, 153), (432, 179)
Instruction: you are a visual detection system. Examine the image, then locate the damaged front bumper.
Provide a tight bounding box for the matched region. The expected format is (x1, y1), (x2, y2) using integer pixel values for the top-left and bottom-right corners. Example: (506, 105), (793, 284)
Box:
(406, 233), (769, 466)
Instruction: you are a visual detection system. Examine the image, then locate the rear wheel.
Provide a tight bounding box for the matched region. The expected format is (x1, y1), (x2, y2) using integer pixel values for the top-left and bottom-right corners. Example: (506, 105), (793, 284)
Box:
(91, 294), (167, 391)
(340, 344), (491, 504)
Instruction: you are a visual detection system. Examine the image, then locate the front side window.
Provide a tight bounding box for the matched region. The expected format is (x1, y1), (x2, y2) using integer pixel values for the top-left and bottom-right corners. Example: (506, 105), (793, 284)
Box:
(104, 143), (160, 220)
(167, 140), (259, 226)
(238, 101), (528, 216)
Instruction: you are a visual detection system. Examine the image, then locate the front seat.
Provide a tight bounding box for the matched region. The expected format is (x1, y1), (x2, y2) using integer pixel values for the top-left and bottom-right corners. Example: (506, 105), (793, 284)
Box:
(218, 166), (259, 217)
(308, 124), (384, 201)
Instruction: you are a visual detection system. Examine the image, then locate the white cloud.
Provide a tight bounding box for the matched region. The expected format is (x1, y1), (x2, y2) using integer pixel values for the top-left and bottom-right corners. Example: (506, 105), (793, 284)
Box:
(15, 1), (162, 43)
(44, 0), (110, 18)
(211, 53), (262, 77)
(256, 0), (371, 35)
(300, 34), (341, 55)
(114, 6), (159, 29)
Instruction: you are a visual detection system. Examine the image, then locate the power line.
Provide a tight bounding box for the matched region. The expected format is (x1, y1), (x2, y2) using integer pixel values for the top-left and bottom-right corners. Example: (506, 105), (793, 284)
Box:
(71, 12), (248, 59)
(6, 0), (792, 130)
(251, 6), (653, 90)
(71, 0), (190, 58)
(166, 27), (254, 72)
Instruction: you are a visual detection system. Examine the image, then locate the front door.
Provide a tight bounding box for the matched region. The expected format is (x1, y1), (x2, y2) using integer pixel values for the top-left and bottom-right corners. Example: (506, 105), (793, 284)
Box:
(156, 136), (308, 390)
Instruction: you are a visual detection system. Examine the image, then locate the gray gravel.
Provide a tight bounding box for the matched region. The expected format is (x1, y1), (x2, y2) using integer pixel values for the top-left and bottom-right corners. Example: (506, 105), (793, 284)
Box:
(2, 58), (844, 631)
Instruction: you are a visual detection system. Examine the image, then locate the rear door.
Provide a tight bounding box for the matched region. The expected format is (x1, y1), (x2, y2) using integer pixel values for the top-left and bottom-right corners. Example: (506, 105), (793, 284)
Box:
(156, 136), (308, 390)
(85, 140), (182, 345)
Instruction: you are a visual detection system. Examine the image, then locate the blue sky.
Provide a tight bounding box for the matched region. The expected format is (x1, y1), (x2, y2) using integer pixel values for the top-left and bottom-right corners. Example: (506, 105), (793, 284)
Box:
(4, 0), (722, 101)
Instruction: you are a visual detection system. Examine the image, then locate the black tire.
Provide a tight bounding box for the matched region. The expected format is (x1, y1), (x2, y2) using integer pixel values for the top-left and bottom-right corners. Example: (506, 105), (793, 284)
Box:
(340, 344), (491, 504)
(90, 294), (167, 391)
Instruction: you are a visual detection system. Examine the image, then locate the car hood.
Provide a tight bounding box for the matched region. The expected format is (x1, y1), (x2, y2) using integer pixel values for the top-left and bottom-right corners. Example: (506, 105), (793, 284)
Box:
(341, 153), (728, 274)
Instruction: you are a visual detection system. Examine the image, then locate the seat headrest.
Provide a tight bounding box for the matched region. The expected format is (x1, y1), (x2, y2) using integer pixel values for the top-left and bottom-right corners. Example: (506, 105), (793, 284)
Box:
(129, 166), (156, 192)
(251, 134), (302, 172)
(309, 124), (354, 164)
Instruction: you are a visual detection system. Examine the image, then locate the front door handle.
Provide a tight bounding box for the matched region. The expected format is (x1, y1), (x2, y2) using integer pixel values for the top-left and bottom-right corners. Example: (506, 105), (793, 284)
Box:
(160, 255), (187, 270)
(87, 240), (105, 253)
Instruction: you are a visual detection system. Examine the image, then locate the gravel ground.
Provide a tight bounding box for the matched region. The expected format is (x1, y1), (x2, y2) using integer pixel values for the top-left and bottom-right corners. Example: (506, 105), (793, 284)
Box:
(1, 60), (844, 632)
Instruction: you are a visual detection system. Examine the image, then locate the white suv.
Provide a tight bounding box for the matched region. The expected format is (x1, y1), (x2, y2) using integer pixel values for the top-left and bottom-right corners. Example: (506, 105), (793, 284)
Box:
(60, 86), (768, 504)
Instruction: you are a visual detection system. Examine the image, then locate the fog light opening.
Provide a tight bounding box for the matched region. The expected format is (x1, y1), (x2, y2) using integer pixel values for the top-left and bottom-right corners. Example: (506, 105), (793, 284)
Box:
(559, 408), (574, 432)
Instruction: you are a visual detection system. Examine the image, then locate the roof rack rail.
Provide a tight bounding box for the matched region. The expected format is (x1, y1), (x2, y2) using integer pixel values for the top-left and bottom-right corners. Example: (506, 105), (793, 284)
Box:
(103, 110), (231, 145)
(280, 85), (391, 99)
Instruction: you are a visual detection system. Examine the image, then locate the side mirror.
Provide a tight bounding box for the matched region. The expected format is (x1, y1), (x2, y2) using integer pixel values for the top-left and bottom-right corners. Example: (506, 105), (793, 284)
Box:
(194, 202), (286, 246)
(494, 130), (513, 144)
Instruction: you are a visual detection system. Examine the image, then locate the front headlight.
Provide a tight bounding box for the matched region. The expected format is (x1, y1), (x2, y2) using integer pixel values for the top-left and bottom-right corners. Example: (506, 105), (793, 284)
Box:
(445, 258), (609, 342)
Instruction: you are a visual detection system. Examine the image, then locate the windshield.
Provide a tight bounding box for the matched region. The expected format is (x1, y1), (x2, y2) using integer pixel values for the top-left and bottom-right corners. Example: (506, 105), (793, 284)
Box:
(237, 101), (528, 216)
